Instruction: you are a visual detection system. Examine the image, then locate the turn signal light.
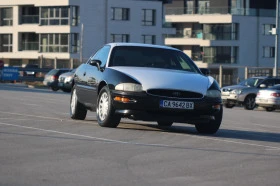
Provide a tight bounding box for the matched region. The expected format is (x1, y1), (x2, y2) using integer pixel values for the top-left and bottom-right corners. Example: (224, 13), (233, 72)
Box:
(212, 104), (221, 109)
(114, 96), (131, 103)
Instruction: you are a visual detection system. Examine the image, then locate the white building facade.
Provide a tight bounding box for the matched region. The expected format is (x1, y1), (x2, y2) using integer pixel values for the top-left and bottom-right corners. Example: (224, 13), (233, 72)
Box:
(164, 0), (277, 86)
(0, 0), (174, 68)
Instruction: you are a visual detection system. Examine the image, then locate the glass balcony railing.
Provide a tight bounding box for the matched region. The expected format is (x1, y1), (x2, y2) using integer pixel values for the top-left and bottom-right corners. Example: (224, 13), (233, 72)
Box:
(21, 15), (39, 24)
(166, 29), (203, 38)
(21, 42), (39, 51)
(191, 52), (204, 61)
(166, 7), (276, 17)
(202, 56), (237, 64)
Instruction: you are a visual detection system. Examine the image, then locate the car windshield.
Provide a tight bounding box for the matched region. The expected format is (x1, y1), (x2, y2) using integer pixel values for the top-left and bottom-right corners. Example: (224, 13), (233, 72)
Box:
(109, 46), (200, 73)
(239, 78), (264, 87)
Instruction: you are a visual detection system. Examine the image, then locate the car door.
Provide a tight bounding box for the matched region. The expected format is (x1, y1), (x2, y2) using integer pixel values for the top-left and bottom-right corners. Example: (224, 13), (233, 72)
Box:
(83, 45), (111, 109)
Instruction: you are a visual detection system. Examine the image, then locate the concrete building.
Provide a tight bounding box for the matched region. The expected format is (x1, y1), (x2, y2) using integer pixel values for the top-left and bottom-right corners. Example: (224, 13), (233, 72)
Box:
(0, 0), (174, 69)
(165, 0), (277, 86)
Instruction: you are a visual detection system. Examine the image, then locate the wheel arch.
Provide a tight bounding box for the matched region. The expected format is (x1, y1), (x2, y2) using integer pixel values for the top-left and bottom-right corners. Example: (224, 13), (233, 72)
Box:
(98, 81), (108, 95)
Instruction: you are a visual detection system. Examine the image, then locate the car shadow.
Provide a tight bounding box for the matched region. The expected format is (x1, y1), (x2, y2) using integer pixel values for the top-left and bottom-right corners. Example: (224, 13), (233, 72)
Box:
(116, 121), (280, 144)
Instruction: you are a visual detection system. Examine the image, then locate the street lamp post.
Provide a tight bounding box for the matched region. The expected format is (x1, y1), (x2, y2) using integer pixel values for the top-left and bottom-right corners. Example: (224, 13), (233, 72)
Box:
(274, 0), (280, 76)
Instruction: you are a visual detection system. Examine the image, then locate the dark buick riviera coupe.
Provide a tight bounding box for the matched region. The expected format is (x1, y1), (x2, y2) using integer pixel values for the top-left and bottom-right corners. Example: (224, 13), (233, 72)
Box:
(70, 43), (223, 134)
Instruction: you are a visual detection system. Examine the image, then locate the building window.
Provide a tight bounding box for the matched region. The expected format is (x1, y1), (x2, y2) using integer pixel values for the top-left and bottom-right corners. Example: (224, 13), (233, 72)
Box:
(263, 46), (275, 58)
(263, 24), (275, 35)
(0, 34), (13, 52)
(9, 59), (22, 67)
(142, 9), (156, 26)
(111, 7), (129, 20)
(71, 6), (79, 26)
(40, 7), (70, 25)
(111, 34), (130, 42)
(39, 33), (78, 53)
(142, 35), (156, 44)
(0, 8), (13, 26)
(203, 46), (238, 64)
(204, 23), (239, 40)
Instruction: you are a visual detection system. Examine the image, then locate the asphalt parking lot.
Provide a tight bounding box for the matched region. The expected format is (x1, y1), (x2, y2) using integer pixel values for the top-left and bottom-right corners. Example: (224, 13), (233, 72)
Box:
(0, 83), (279, 186)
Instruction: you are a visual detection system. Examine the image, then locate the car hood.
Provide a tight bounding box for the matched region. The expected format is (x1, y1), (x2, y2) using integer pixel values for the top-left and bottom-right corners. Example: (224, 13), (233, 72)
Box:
(222, 85), (246, 91)
(110, 67), (213, 94)
(60, 72), (74, 78)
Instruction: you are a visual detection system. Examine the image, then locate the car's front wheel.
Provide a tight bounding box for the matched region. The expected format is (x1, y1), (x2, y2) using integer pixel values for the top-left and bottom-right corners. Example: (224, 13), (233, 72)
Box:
(224, 103), (234, 108)
(96, 86), (121, 128)
(195, 107), (223, 134)
(244, 95), (256, 110)
(70, 87), (87, 120)
(51, 87), (59, 91)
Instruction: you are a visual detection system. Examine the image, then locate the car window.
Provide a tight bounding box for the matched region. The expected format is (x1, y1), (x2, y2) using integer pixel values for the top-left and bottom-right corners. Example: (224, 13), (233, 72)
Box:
(261, 79), (275, 87)
(46, 69), (59, 75)
(108, 46), (200, 73)
(90, 45), (111, 66)
(274, 79), (280, 85)
(239, 78), (264, 87)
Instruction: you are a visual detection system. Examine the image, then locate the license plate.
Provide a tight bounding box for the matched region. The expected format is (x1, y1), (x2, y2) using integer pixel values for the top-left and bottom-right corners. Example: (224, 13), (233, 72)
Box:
(160, 100), (194, 110)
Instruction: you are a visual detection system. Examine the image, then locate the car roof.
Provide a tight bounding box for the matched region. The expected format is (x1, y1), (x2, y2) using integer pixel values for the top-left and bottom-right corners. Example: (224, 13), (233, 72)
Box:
(106, 42), (180, 51)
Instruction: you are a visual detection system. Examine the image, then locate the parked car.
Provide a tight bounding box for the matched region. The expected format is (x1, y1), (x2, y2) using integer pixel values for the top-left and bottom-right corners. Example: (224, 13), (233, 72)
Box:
(70, 43), (223, 134)
(23, 64), (39, 77)
(43, 68), (72, 91)
(256, 84), (280, 112)
(58, 69), (76, 92)
(221, 76), (280, 110)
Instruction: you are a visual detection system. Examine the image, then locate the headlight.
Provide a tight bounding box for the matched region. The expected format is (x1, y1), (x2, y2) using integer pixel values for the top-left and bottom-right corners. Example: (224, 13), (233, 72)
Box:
(65, 77), (72, 82)
(232, 89), (242, 95)
(206, 90), (221, 98)
(115, 83), (143, 92)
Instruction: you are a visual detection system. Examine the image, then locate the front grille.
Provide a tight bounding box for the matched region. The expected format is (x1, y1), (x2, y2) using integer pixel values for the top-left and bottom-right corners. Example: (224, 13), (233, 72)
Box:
(147, 89), (203, 99)
(59, 77), (65, 82)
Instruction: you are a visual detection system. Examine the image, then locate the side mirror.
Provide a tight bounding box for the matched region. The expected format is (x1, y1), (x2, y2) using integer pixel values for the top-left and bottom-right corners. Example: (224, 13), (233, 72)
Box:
(200, 68), (210, 76)
(89, 59), (101, 70)
(259, 84), (267, 88)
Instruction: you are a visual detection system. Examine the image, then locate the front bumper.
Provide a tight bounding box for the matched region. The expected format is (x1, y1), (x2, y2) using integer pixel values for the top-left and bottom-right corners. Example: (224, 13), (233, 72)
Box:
(222, 93), (246, 105)
(111, 90), (222, 124)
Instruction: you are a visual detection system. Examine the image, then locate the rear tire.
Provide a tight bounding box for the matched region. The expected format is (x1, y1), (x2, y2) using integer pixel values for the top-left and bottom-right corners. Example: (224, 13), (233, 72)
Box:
(244, 95), (256, 110)
(96, 86), (121, 128)
(51, 87), (59, 91)
(61, 88), (71, 93)
(157, 121), (173, 127)
(70, 87), (87, 120)
(195, 107), (223, 134)
(224, 103), (234, 108)
(265, 107), (275, 112)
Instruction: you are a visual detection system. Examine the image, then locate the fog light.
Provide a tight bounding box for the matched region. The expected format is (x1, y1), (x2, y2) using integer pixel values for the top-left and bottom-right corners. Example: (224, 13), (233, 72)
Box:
(114, 96), (131, 103)
(212, 104), (221, 109)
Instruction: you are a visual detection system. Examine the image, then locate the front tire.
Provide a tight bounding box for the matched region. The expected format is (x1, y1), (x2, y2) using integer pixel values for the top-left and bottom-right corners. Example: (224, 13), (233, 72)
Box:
(195, 107), (223, 134)
(70, 87), (87, 120)
(51, 86), (59, 91)
(224, 103), (234, 108)
(96, 86), (121, 128)
(244, 95), (256, 110)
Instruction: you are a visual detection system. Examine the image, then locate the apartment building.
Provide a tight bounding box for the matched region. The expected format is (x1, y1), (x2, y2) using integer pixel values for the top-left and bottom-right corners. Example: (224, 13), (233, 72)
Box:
(0, 0), (174, 69)
(165, 0), (277, 85)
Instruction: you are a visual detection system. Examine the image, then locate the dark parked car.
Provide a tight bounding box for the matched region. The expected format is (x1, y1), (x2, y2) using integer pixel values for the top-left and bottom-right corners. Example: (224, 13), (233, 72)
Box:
(70, 43), (223, 134)
(43, 68), (72, 91)
(23, 64), (39, 77)
(58, 69), (76, 92)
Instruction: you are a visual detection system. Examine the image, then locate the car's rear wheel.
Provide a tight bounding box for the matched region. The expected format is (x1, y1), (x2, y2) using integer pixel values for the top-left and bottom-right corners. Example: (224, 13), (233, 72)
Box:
(51, 87), (59, 91)
(61, 88), (71, 93)
(244, 95), (256, 110)
(96, 86), (121, 128)
(157, 121), (173, 127)
(224, 103), (234, 108)
(195, 107), (223, 134)
(70, 87), (87, 120)
(265, 107), (275, 112)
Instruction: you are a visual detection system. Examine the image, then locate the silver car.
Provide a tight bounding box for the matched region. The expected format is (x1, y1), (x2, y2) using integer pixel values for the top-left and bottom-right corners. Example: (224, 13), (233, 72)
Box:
(221, 76), (280, 110)
(256, 84), (280, 112)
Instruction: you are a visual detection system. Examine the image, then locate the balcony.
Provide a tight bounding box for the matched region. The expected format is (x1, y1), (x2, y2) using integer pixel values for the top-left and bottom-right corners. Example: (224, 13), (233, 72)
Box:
(165, 7), (276, 17)
(21, 15), (39, 24)
(21, 42), (39, 51)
